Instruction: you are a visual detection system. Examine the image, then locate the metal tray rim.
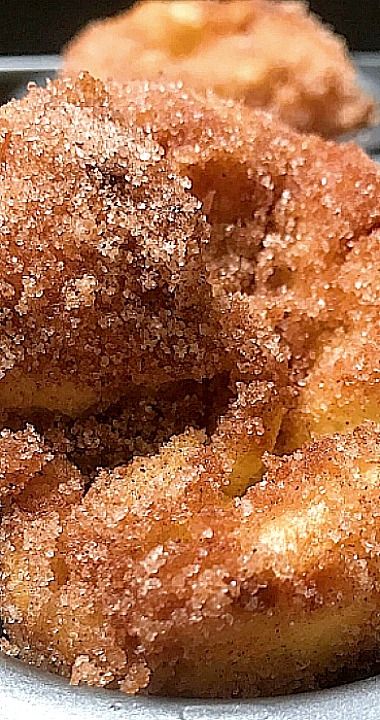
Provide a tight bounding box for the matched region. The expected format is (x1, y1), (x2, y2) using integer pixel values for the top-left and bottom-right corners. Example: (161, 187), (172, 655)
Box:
(1, 653), (380, 720)
(0, 50), (377, 73)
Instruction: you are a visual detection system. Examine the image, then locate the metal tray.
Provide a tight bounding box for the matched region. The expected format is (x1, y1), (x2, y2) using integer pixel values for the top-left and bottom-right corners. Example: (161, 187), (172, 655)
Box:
(1, 53), (380, 720)
(0, 55), (60, 104)
(1, 653), (380, 720)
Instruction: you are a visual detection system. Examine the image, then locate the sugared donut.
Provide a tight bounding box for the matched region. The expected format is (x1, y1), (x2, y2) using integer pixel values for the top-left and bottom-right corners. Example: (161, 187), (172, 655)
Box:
(63, 0), (374, 137)
(1, 76), (380, 698)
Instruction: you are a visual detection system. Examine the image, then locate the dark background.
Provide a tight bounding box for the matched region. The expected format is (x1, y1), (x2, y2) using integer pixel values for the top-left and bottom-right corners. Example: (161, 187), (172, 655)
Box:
(0, 0), (379, 55)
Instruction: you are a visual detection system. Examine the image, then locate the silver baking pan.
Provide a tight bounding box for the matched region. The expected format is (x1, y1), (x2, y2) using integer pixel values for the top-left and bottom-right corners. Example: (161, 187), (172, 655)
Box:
(0, 54), (60, 104)
(1, 652), (380, 720)
(1, 53), (380, 720)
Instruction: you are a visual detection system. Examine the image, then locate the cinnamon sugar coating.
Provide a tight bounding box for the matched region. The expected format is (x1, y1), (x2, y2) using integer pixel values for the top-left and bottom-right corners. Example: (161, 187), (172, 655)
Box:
(1, 76), (380, 697)
(111, 79), (380, 452)
(2, 425), (380, 696)
(0, 76), (226, 415)
(0, 76), (290, 489)
(110, 79), (380, 304)
(63, 0), (374, 138)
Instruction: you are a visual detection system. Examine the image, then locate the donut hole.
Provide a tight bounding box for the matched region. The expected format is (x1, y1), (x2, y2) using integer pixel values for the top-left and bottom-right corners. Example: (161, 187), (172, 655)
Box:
(0, 367), (285, 502)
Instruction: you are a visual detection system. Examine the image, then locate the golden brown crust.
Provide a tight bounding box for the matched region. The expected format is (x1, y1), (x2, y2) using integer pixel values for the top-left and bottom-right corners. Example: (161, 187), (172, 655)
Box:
(63, 0), (374, 137)
(2, 425), (380, 696)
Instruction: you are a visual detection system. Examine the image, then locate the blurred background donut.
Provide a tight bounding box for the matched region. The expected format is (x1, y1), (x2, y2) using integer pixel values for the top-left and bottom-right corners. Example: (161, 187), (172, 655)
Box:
(0, 0), (379, 54)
